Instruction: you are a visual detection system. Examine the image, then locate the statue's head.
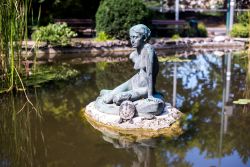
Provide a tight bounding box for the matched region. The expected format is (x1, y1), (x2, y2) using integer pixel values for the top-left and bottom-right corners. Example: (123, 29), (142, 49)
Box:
(129, 24), (151, 48)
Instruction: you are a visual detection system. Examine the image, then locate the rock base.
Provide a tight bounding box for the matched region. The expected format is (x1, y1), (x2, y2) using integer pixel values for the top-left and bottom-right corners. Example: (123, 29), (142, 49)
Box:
(84, 102), (184, 139)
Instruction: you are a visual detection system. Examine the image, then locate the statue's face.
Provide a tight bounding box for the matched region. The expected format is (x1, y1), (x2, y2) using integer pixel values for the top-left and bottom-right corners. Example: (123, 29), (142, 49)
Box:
(130, 31), (144, 48)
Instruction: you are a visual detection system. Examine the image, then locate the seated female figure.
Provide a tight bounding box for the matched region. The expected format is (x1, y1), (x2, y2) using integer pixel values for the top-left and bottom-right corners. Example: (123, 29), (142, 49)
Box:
(95, 24), (164, 116)
(101, 24), (160, 105)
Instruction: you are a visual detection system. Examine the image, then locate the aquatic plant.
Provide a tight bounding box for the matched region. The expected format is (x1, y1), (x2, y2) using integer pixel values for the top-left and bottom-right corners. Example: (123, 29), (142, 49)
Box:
(21, 65), (80, 86)
(0, 0), (30, 92)
(158, 56), (190, 63)
(233, 99), (250, 105)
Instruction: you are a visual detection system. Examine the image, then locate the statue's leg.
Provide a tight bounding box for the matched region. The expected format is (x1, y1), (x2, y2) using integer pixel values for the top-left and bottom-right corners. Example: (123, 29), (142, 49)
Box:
(134, 92), (165, 116)
(113, 88), (147, 105)
(102, 80), (131, 104)
(130, 88), (147, 101)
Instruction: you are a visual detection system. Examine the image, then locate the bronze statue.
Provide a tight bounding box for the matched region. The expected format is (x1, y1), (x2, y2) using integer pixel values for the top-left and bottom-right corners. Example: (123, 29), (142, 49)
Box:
(95, 24), (165, 118)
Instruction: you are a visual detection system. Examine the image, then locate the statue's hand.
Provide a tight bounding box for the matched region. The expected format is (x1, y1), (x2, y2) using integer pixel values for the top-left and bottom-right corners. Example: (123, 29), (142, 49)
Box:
(113, 93), (132, 105)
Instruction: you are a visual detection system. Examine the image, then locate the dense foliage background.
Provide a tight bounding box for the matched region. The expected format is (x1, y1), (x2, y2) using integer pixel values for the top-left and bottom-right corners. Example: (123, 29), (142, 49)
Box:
(31, 0), (101, 25)
(95, 0), (150, 39)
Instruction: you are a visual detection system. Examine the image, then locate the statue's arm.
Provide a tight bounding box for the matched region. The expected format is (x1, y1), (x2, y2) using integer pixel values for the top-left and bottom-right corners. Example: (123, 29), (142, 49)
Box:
(145, 45), (154, 97)
(129, 51), (136, 62)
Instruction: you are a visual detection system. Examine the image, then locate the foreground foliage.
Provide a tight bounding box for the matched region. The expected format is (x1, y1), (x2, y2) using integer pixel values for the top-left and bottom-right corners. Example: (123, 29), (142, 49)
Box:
(0, 0), (30, 92)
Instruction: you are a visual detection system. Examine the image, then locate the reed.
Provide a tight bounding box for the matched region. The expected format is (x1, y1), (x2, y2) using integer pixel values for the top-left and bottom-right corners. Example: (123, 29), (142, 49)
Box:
(247, 11), (250, 96)
(0, 0), (31, 92)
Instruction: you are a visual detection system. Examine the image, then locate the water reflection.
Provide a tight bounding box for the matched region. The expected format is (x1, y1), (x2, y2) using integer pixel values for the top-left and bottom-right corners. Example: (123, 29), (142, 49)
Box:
(101, 130), (156, 167)
(216, 52), (250, 166)
(219, 52), (232, 167)
(0, 93), (46, 167)
(172, 62), (177, 107)
(0, 51), (250, 166)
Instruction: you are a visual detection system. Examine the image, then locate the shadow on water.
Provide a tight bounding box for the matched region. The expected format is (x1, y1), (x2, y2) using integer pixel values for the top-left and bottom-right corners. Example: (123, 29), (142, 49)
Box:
(0, 51), (250, 166)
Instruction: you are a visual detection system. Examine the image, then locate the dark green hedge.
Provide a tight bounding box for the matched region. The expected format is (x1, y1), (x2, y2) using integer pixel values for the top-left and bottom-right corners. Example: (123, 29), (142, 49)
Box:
(95, 0), (149, 39)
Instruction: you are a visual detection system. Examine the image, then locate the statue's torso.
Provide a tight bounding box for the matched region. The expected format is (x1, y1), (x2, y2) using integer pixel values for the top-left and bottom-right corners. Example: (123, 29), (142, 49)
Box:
(130, 45), (148, 89)
(132, 53), (147, 71)
(129, 44), (158, 90)
(131, 68), (147, 89)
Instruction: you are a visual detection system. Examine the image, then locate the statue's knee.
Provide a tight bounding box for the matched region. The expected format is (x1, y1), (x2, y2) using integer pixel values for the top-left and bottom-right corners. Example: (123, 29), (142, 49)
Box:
(100, 89), (112, 96)
(113, 92), (132, 105)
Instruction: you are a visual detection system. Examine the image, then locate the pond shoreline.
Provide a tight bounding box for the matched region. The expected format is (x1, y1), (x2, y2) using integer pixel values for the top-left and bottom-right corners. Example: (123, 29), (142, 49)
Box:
(22, 37), (247, 60)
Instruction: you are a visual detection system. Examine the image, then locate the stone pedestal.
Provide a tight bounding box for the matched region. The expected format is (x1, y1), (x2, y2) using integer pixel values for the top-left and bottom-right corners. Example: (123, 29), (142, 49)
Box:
(84, 102), (184, 140)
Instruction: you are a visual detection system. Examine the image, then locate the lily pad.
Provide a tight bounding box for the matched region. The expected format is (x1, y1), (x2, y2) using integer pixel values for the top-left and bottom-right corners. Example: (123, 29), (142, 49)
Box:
(233, 99), (250, 105)
(19, 65), (80, 87)
(159, 56), (190, 63)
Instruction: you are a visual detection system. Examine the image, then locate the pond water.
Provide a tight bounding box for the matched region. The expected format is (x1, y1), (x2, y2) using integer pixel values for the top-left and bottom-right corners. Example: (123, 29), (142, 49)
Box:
(0, 51), (250, 167)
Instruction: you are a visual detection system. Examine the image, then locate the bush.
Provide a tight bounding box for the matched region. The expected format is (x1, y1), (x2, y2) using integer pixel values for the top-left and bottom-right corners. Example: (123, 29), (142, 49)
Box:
(95, 31), (113, 41)
(185, 22), (207, 37)
(95, 0), (149, 39)
(185, 26), (197, 37)
(171, 34), (181, 40)
(32, 23), (77, 46)
(230, 23), (249, 38)
(197, 23), (207, 37)
(237, 12), (250, 26)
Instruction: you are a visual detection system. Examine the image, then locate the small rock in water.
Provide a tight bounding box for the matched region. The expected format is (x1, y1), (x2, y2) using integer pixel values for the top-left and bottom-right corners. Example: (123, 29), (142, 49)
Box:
(213, 36), (227, 42)
(213, 51), (224, 57)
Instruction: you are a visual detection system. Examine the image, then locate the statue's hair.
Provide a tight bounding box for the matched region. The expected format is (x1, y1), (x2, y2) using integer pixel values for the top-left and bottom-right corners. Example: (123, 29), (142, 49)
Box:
(129, 24), (151, 41)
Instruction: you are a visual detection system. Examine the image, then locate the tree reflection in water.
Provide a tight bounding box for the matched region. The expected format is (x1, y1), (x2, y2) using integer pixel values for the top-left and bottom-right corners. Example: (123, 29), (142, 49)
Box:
(0, 51), (250, 166)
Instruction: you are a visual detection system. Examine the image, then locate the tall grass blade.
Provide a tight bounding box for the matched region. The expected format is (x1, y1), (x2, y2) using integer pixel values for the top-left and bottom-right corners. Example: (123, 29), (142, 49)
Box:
(0, 0), (31, 92)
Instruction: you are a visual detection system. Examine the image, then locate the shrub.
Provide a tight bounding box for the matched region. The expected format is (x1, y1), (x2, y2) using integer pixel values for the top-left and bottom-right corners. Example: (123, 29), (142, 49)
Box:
(171, 34), (181, 40)
(230, 23), (249, 38)
(185, 22), (207, 37)
(95, 0), (149, 40)
(197, 23), (207, 37)
(32, 23), (77, 46)
(95, 31), (113, 41)
(185, 26), (197, 37)
(237, 12), (250, 26)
